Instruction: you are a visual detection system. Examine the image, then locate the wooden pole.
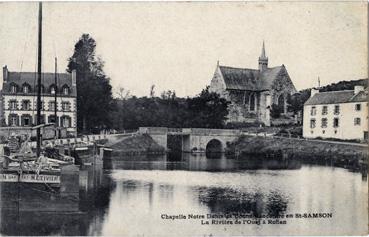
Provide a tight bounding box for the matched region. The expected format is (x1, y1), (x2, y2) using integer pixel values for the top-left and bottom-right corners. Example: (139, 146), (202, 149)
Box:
(54, 57), (58, 139)
(36, 2), (42, 157)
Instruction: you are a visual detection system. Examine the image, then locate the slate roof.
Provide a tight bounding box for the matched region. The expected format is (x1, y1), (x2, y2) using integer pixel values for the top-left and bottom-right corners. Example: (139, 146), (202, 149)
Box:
(219, 65), (284, 91)
(2, 71), (76, 97)
(304, 90), (368, 105)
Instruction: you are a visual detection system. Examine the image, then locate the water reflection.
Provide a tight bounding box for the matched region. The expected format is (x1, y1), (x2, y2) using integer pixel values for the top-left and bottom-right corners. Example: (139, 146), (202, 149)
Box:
(0, 153), (367, 236)
(195, 187), (288, 218)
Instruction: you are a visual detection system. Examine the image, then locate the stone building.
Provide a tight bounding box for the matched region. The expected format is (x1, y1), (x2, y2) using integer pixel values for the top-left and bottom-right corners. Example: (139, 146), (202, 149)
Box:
(303, 86), (368, 140)
(0, 65), (77, 136)
(209, 43), (297, 125)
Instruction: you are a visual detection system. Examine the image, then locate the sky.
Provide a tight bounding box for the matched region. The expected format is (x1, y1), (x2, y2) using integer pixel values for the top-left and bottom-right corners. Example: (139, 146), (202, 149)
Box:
(0, 2), (367, 97)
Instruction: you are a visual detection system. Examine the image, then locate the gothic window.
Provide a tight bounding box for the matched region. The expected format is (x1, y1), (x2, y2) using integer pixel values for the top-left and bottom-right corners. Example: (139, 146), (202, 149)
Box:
(36, 85), (45, 94)
(61, 116), (71, 127)
(21, 100), (31, 110)
(62, 85), (70, 95)
(48, 101), (57, 111)
(22, 83), (31, 93)
(50, 85), (56, 95)
(21, 114), (32, 126)
(9, 100), (17, 110)
(10, 84), (18, 93)
(62, 101), (71, 111)
(278, 94), (285, 108)
(249, 93), (256, 111)
(8, 114), (19, 126)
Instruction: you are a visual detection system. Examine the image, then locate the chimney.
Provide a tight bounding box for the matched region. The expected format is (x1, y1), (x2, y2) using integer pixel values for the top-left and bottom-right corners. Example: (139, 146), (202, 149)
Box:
(72, 69), (76, 86)
(3, 65), (8, 82)
(354, 85), (364, 94)
(310, 88), (319, 97)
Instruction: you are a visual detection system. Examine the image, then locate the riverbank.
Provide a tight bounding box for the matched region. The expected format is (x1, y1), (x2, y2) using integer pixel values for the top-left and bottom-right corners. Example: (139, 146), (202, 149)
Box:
(105, 134), (165, 156)
(226, 135), (368, 170)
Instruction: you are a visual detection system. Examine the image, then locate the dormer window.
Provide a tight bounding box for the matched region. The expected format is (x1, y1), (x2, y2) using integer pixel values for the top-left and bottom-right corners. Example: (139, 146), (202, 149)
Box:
(23, 85), (29, 93)
(50, 86), (56, 95)
(36, 85), (45, 94)
(63, 86), (70, 95)
(10, 85), (17, 93)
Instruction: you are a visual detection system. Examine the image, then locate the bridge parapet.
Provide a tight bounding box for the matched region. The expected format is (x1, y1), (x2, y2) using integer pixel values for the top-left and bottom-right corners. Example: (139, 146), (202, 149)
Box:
(139, 127), (168, 135)
(189, 128), (241, 136)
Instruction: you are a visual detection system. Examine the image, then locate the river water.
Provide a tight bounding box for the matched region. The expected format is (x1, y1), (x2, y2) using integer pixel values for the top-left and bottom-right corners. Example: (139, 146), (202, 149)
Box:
(0, 153), (367, 236)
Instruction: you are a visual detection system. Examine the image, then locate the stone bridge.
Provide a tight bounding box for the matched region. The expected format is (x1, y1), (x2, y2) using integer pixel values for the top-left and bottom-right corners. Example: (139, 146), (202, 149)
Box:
(138, 127), (243, 153)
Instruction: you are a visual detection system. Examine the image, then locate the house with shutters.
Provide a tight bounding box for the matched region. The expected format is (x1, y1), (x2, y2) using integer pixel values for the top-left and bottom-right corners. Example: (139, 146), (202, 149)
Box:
(303, 86), (368, 140)
(0, 65), (77, 136)
(209, 42), (297, 125)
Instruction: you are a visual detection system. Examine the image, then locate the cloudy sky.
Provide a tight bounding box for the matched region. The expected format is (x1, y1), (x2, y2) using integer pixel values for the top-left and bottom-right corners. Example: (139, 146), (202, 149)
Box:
(0, 2), (367, 97)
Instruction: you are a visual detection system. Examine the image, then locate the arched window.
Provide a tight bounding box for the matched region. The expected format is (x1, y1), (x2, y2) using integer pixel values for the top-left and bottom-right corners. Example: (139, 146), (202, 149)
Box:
(48, 101), (57, 111)
(36, 85), (45, 94)
(21, 114), (32, 126)
(61, 85), (70, 95)
(22, 83), (31, 94)
(61, 101), (71, 111)
(61, 115), (71, 128)
(278, 94), (285, 108)
(50, 85), (57, 95)
(9, 83), (18, 93)
(8, 114), (19, 126)
(8, 100), (18, 110)
(277, 94), (286, 114)
(249, 93), (256, 111)
(21, 100), (31, 110)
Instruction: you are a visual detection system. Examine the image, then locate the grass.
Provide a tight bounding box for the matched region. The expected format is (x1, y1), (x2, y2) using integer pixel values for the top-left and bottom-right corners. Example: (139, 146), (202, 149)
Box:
(227, 135), (368, 162)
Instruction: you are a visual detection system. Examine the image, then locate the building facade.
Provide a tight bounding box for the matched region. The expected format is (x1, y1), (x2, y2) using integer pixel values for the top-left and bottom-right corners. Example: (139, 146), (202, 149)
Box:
(1, 66), (77, 136)
(303, 86), (368, 140)
(209, 43), (297, 126)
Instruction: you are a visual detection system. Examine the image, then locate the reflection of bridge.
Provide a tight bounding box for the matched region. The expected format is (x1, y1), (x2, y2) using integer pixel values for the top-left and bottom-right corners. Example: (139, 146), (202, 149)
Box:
(139, 127), (245, 153)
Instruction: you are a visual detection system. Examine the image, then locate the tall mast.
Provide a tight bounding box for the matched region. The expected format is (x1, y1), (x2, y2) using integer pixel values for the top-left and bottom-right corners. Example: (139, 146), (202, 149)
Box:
(54, 57), (58, 139)
(36, 2), (42, 157)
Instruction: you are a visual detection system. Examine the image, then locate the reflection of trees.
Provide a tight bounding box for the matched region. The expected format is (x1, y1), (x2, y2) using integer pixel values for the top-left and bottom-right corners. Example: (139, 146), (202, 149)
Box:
(265, 191), (288, 217)
(196, 187), (288, 218)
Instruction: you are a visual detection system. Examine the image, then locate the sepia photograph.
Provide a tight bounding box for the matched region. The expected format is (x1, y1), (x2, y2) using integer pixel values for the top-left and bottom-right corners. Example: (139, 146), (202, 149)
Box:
(0, 1), (367, 236)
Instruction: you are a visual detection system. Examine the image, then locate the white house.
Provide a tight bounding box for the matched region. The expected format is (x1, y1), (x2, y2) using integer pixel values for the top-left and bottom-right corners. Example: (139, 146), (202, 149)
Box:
(0, 65), (77, 136)
(303, 85), (368, 141)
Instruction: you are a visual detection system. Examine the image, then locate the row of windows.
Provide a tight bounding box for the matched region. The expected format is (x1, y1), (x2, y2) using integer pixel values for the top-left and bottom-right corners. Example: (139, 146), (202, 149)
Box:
(8, 114), (72, 127)
(9, 83), (71, 95)
(8, 100), (72, 112)
(310, 117), (362, 128)
(310, 104), (364, 116)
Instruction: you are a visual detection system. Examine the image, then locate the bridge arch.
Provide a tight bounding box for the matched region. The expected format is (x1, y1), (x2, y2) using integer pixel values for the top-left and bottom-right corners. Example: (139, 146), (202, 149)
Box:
(205, 139), (223, 153)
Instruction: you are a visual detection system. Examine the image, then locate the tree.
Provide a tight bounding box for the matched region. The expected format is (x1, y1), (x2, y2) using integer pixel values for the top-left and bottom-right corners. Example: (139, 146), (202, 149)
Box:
(185, 86), (229, 128)
(67, 34), (113, 133)
(117, 87), (130, 100)
(287, 90), (311, 114)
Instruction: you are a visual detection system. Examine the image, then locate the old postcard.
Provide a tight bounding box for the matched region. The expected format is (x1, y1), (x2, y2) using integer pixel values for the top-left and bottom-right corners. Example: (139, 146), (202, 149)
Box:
(0, 1), (367, 236)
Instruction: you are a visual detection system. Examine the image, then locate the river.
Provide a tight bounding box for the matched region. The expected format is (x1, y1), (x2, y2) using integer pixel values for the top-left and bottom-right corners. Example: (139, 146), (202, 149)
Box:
(0, 153), (367, 236)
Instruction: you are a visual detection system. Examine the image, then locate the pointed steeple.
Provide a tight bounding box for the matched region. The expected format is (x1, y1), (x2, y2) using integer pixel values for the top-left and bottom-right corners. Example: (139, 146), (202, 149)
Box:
(261, 41), (266, 59)
(258, 41), (268, 72)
